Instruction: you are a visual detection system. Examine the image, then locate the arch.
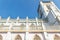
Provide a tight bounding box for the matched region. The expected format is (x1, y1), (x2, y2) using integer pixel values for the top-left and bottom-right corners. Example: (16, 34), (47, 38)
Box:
(15, 35), (22, 40)
(54, 34), (60, 40)
(30, 23), (35, 27)
(20, 24), (25, 27)
(34, 34), (41, 40)
(0, 35), (2, 40)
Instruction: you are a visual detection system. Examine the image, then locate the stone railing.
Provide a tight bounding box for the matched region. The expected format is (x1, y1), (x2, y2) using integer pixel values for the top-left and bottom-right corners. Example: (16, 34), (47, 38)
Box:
(29, 26), (43, 30)
(0, 26), (9, 30)
(12, 26), (26, 30)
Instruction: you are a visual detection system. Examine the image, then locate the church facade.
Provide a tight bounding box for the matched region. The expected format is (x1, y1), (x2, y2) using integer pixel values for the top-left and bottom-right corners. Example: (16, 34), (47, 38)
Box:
(0, 0), (60, 40)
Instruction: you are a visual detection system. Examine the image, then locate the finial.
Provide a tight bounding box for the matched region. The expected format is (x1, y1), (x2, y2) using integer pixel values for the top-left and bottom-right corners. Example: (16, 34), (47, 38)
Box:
(36, 17), (38, 21)
(17, 16), (20, 20)
(7, 16), (10, 21)
(36, 17), (38, 25)
(26, 16), (28, 22)
(26, 16), (28, 20)
(0, 16), (1, 20)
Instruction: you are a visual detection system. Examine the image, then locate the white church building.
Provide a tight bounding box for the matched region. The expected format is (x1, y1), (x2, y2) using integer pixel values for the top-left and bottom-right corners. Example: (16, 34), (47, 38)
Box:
(0, 0), (60, 40)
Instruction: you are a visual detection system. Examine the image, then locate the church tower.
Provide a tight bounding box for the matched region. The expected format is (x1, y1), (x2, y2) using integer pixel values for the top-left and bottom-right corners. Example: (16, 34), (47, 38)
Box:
(0, 0), (60, 40)
(38, 0), (60, 24)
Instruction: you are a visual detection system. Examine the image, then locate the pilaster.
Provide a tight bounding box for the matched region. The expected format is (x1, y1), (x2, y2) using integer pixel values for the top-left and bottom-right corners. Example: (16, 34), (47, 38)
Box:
(42, 21), (48, 40)
(25, 17), (29, 40)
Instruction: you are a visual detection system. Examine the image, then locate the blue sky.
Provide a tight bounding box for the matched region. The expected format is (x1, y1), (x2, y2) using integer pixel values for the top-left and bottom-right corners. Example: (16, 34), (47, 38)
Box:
(0, 0), (60, 18)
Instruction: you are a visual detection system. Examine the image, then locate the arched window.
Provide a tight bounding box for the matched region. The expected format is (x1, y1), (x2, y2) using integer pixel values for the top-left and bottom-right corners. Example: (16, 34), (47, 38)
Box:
(0, 35), (2, 40)
(29, 23), (36, 30)
(20, 24), (25, 27)
(30, 23), (35, 27)
(34, 34), (41, 40)
(20, 24), (25, 30)
(54, 34), (60, 40)
(15, 35), (22, 40)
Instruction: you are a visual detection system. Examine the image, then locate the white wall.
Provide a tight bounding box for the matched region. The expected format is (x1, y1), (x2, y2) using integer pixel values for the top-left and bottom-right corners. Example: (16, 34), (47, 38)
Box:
(28, 33), (44, 40)
(11, 33), (25, 40)
(0, 33), (7, 40)
(47, 33), (60, 40)
(0, 32), (45, 40)
(1, 32), (60, 40)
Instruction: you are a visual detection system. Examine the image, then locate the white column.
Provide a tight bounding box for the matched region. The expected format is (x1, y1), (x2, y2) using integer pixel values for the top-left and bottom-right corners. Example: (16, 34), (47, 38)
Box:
(42, 22), (49, 40)
(6, 23), (12, 40)
(25, 17), (29, 40)
(6, 32), (12, 40)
